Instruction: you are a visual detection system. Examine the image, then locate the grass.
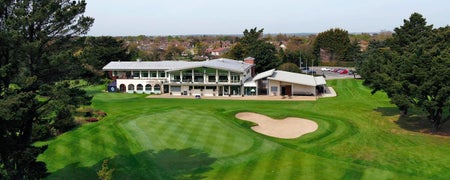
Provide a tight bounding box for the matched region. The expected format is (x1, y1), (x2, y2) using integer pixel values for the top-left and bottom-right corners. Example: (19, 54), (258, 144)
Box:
(37, 79), (450, 179)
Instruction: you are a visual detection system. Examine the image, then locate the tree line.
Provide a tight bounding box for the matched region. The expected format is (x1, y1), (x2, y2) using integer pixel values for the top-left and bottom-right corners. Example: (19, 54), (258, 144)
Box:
(120, 29), (391, 73)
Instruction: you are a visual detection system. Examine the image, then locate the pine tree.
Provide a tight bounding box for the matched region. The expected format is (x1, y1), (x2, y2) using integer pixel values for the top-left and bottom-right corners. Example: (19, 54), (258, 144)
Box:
(0, 1), (94, 178)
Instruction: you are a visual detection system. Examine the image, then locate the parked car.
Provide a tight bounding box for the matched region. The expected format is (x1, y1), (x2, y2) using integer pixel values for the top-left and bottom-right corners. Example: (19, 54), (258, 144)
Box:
(302, 70), (316, 74)
(321, 67), (331, 71)
(339, 69), (349, 74)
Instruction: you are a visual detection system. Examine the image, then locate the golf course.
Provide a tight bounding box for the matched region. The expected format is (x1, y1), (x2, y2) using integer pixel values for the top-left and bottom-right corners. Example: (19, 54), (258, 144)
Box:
(37, 79), (450, 179)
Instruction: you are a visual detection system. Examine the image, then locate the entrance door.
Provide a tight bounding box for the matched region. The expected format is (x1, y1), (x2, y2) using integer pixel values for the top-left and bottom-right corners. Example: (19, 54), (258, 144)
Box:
(119, 84), (126, 92)
(285, 85), (292, 96)
(218, 86), (223, 96)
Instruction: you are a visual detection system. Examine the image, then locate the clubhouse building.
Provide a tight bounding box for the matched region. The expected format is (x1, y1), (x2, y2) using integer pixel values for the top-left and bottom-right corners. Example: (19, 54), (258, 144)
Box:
(102, 57), (326, 97)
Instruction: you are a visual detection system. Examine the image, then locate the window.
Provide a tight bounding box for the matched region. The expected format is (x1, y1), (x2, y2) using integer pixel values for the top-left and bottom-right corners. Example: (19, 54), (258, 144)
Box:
(137, 84), (143, 91)
(219, 76), (228, 82)
(128, 84), (135, 91)
(145, 84), (152, 91)
(142, 71), (149, 78)
(271, 86), (278, 92)
(193, 86), (204, 90)
(159, 71), (165, 78)
(150, 71), (157, 77)
(154, 84), (161, 91)
(231, 86), (240, 95)
(132, 71), (139, 77)
(231, 72), (240, 83)
(208, 76), (216, 82)
(171, 86), (181, 92)
(173, 75), (181, 82)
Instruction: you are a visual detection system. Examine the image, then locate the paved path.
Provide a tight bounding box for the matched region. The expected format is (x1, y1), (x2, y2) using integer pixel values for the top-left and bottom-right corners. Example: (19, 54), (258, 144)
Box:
(147, 87), (337, 101)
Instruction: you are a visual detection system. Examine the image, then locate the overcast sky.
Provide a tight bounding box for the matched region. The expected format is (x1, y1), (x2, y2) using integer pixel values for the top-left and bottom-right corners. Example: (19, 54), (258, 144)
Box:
(85, 0), (450, 36)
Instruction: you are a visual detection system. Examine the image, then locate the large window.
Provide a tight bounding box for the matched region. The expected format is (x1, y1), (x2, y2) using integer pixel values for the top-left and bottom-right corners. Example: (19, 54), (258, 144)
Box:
(159, 71), (165, 78)
(154, 84), (161, 92)
(150, 71), (157, 78)
(128, 84), (135, 91)
(182, 70), (192, 82)
(171, 86), (181, 92)
(193, 68), (204, 82)
(231, 86), (240, 95)
(171, 71), (181, 82)
(271, 86), (278, 92)
(208, 76), (216, 82)
(132, 71), (139, 78)
(137, 84), (143, 91)
(145, 84), (152, 91)
(206, 68), (216, 82)
(141, 71), (149, 78)
(230, 72), (240, 83)
(218, 70), (228, 82)
(219, 76), (228, 82)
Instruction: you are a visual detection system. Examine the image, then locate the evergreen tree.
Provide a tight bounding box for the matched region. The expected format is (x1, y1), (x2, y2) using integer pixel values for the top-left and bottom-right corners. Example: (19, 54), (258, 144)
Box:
(225, 28), (279, 73)
(78, 36), (131, 82)
(0, 1), (94, 178)
(313, 28), (351, 63)
(358, 13), (450, 131)
(278, 62), (301, 73)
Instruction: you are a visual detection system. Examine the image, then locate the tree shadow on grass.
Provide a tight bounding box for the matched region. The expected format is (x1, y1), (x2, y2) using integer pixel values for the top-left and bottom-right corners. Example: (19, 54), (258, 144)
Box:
(47, 148), (217, 179)
(374, 107), (400, 117)
(375, 107), (450, 136)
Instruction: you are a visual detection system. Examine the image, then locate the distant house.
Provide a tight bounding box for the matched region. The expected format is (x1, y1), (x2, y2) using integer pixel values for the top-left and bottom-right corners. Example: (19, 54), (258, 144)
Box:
(211, 47), (229, 56)
(358, 40), (369, 51)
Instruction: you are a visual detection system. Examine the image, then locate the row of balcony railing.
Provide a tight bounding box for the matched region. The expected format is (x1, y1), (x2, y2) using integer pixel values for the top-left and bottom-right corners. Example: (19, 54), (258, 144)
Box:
(171, 79), (241, 84)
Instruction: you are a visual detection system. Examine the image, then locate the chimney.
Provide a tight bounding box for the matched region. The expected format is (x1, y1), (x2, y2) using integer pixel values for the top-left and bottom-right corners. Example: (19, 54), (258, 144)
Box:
(244, 57), (256, 77)
(244, 57), (255, 65)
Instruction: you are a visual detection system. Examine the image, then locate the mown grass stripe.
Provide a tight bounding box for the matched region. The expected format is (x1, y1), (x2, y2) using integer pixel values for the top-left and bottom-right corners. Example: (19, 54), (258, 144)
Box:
(274, 148), (295, 180)
(263, 147), (284, 179)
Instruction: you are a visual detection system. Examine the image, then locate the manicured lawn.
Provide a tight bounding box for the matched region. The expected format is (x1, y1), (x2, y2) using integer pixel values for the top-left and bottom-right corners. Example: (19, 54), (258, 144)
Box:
(37, 79), (450, 179)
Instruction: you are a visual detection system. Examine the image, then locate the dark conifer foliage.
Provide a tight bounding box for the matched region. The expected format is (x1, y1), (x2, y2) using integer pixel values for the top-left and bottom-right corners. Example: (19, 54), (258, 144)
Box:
(358, 13), (450, 131)
(0, 1), (94, 178)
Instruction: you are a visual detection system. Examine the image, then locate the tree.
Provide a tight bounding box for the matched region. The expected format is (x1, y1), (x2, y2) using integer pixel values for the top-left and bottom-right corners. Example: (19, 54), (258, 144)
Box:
(164, 43), (185, 60)
(278, 62), (301, 73)
(313, 28), (351, 63)
(0, 0), (94, 178)
(78, 36), (130, 82)
(358, 13), (450, 131)
(345, 40), (363, 63)
(388, 13), (433, 54)
(225, 28), (279, 73)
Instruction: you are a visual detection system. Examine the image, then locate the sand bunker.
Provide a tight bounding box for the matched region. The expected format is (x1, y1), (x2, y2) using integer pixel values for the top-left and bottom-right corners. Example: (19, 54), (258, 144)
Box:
(235, 112), (318, 139)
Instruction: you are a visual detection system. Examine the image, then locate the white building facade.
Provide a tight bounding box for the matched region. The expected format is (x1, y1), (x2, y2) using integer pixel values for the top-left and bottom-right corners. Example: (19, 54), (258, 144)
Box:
(103, 58), (255, 96)
(102, 58), (327, 97)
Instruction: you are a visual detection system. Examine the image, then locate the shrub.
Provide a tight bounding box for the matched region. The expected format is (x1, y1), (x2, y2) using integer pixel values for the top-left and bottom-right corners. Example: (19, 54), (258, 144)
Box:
(94, 110), (107, 117)
(86, 117), (98, 122)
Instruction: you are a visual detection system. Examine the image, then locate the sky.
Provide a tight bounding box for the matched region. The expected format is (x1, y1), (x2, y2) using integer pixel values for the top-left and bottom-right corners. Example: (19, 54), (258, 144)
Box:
(85, 0), (450, 36)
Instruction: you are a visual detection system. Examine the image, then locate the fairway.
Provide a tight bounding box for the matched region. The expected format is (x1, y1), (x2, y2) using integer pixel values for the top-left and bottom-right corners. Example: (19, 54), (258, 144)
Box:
(37, 79), (450, 179)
